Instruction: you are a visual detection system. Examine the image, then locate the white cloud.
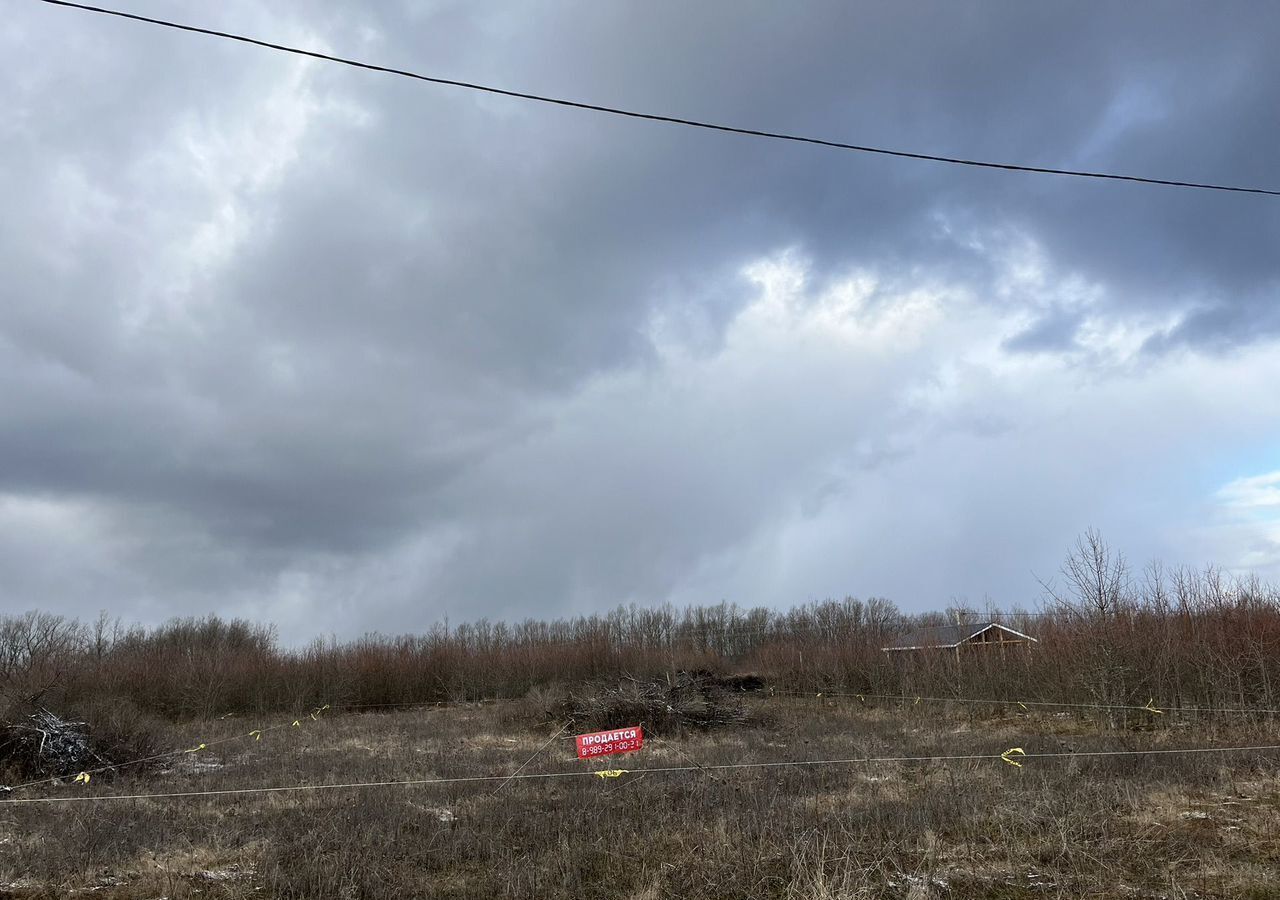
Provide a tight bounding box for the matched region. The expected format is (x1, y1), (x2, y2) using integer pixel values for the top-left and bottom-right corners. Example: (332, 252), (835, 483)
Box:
(1217, 472), (1280, 511)
(1204, 471), (1280, 574)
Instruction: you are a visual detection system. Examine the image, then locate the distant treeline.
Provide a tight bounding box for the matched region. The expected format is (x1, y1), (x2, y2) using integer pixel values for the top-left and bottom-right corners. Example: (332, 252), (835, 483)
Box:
(3, 533), (1279, 721)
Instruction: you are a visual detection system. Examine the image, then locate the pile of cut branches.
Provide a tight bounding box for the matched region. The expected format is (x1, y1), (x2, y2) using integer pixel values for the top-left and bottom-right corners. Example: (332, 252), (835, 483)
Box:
(0, 705), (109, 782)
(556, 672), (758, 735)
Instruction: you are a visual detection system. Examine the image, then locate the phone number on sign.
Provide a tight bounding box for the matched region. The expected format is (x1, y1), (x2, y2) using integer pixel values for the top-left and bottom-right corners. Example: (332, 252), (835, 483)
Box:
(580, 739), (642, 756)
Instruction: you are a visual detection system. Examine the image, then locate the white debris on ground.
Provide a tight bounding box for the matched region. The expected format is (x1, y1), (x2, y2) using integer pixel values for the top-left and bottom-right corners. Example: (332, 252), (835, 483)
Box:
(157, 757), (226, 777)
(1005, 871), (1058, 891)
(408, 801), (456, 824)
(68, 874), (130, 894)
(199, 863), (255, 882)
(886, 873), (949, 890)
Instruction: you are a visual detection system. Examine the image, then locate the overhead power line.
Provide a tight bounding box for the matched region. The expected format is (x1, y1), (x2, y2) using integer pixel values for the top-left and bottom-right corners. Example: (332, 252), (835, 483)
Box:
(34, 0), (1280, 198)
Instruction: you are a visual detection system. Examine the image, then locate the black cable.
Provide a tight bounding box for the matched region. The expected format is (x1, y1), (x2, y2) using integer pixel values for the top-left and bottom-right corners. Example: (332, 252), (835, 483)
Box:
(33, 0), (1280, 197)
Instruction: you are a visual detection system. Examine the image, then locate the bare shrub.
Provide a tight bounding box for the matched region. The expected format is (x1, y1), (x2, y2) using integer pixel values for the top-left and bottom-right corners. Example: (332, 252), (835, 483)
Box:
(66, 696), (169, 774)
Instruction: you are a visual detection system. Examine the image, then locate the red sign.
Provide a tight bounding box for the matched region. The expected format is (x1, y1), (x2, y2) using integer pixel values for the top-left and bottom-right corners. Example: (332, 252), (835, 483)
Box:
(575, 725), (644, 759)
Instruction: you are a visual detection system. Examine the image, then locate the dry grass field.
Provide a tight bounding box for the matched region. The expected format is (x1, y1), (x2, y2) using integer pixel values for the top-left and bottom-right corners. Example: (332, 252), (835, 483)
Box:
(3, 696), (1279, 899)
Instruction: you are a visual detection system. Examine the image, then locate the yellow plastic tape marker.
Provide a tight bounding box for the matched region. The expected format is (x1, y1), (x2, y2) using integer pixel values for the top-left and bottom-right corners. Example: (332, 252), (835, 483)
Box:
(184, 743), (206, 754)
(292, 720), (301, 728)
(856, 694), (865, 704)
(1143, 699), (1164, 715)
(73, 772), (90, 785)
(1000, 747), (1026, 768)
(816, 692), (823, 698)
(1018, 702), (1028, 711)
(914, 697), (921, 706)
(594, 770), (627, 779)
(249, 730), (262, 741)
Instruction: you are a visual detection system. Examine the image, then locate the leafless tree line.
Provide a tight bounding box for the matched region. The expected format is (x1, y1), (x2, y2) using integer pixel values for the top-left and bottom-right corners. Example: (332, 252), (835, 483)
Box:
(3, 533), (1278, 722)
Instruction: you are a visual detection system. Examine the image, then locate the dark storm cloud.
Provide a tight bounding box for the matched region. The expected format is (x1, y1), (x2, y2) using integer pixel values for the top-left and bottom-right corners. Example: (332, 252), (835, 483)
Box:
(2, 0), (1279, 632)
(205, 0), (1280, 382)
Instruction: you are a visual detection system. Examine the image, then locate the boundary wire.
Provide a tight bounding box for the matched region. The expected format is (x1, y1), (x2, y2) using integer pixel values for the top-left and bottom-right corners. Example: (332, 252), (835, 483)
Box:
(5, 743), (1279, 805)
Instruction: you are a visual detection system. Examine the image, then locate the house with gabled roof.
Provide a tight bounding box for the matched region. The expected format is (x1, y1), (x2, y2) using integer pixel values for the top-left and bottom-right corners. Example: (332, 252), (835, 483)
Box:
(881, 622), (1037, 656)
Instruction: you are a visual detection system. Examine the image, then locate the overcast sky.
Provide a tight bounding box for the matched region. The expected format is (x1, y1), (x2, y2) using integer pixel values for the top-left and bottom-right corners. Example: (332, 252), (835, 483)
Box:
(2, 1), (1279, 638)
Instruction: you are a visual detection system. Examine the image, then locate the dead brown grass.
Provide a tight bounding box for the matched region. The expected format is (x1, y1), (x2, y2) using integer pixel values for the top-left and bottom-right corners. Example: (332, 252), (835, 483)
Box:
(2, 697), (1278, 899)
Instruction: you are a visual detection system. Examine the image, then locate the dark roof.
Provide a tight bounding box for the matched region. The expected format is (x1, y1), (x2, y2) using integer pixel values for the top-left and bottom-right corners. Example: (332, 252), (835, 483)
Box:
(881, 622), (1037, 651)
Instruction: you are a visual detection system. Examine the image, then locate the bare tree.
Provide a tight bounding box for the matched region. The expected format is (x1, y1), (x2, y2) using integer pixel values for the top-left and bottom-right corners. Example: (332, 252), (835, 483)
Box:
(1037, 531), (1136, 724)
(1051, 528), (1131, 620)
